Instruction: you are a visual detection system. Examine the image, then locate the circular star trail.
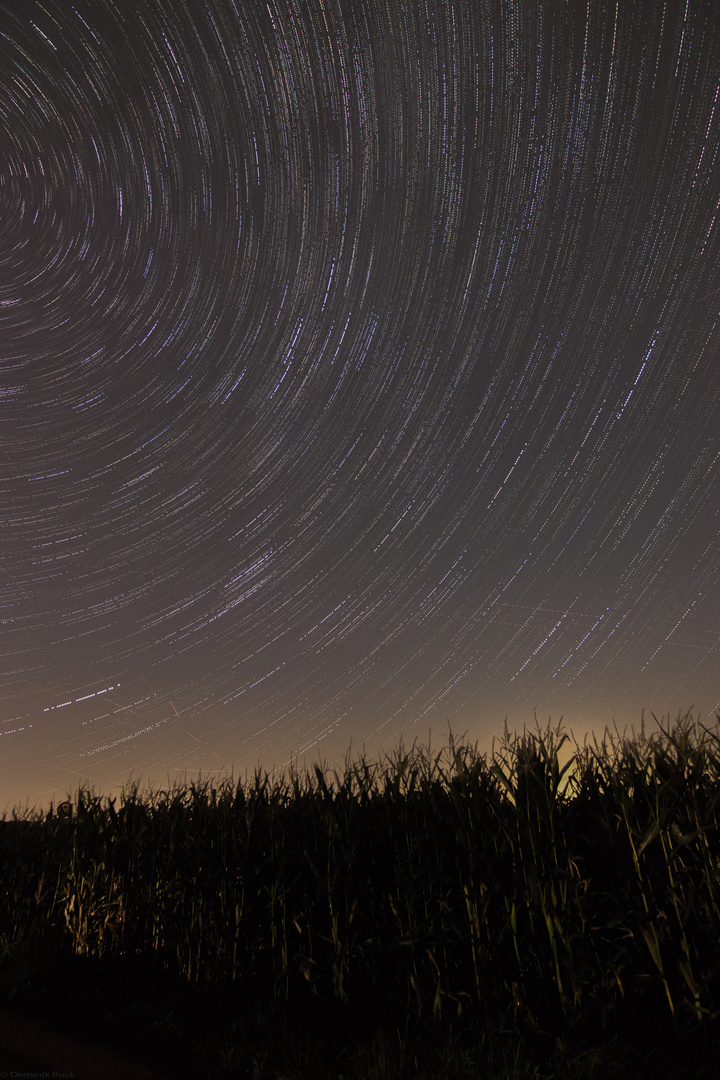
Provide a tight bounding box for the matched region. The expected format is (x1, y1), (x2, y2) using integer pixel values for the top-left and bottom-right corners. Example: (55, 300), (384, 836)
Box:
(1, 0), (719, 808)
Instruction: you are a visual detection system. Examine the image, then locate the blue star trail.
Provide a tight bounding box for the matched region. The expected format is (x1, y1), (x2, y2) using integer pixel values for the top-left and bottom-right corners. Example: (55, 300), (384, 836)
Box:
(1, 0), (719, 808)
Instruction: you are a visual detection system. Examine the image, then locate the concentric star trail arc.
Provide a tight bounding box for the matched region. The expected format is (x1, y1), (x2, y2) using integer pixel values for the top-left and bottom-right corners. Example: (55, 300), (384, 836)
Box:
(1, 0), (719, 809)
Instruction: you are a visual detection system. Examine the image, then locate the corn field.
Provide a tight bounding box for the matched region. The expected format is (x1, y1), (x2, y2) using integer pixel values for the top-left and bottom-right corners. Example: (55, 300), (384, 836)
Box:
(2, 712), (720, 1075)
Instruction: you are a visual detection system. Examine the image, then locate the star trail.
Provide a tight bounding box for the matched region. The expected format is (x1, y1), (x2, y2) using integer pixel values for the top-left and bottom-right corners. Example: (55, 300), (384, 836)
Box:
(2, 0), (719, 810)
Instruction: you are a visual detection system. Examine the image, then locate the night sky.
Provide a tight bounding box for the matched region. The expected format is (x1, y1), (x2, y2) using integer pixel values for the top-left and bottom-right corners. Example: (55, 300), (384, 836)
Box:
(2, 0), (719, 812)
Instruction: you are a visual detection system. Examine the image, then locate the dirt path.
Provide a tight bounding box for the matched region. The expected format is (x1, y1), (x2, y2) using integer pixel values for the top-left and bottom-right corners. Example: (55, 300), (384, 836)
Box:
(0, 1007), (169, 1079)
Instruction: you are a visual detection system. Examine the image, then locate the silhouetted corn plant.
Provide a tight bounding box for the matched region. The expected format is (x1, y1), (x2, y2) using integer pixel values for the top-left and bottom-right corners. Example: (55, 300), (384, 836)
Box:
(1, 710), (719, 1047)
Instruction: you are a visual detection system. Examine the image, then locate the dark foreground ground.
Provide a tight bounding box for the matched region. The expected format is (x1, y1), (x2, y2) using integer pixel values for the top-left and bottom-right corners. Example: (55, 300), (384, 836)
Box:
(0, 960), (717, 1080)
(0, 1006), (167, 1079)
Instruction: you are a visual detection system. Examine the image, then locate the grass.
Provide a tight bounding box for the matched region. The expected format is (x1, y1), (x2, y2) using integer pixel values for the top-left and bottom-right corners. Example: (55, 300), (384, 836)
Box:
(1, 710), (719, 1077)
